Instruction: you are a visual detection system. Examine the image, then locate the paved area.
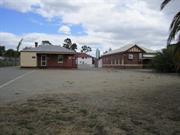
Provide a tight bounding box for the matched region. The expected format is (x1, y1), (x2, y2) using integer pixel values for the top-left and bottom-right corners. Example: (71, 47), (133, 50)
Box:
(0, 67), (30, 85)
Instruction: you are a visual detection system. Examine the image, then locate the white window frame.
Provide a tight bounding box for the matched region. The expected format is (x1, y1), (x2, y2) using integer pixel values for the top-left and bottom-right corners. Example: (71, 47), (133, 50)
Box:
(128, 54), (133, 59)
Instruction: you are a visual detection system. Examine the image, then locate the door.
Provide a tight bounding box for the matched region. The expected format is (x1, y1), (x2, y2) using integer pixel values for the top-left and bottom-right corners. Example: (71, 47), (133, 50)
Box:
(41, 55), (47, 67)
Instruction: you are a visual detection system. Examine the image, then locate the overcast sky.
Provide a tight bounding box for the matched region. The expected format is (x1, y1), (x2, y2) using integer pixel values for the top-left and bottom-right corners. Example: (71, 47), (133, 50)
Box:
(0, 0), (179, 56)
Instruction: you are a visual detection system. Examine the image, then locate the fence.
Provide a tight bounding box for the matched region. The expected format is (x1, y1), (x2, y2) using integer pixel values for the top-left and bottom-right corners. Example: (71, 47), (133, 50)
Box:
(0, 57), (20, 67)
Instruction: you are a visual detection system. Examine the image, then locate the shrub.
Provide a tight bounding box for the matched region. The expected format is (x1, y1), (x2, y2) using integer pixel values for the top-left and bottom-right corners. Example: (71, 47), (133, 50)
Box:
(152, 48), (176, 72)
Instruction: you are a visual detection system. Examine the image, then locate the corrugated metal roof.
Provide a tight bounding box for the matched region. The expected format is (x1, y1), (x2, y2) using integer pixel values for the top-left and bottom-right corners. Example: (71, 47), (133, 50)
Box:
(21, 45), (76, 54)
(77, 53), (93, 58)
(103, 44), (155, 56)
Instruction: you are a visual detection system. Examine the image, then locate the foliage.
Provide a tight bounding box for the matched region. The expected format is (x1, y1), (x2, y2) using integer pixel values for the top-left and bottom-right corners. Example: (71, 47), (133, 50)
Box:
(155, 0), (180, 73)
(161, 0), (180, 45)
(81, 45), (92, 53)
(41, 40), (52, 45)
(168, 42), (180, 71)
(152, 44), (180, 73)
(0, 46), (5, 56)
(70, 43), (77, 50)
(63, 38), (72, 49)
(152, 49), (175, 72)
(160, 0), (171, 10)
(4, 49), (19, 57)
(103, 51), (108, 54)
(63, 38), (77, 51)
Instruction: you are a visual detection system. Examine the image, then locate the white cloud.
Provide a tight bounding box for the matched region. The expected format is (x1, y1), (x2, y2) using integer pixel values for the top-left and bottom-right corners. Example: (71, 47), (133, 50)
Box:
(0, 32), (166, 57)
(0, 0), (179, 55)
(58, 25), (71, 35)
(0, 0), (40, 12)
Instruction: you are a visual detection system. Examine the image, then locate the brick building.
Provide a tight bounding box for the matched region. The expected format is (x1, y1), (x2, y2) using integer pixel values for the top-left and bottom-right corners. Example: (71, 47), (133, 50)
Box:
(101, 44), (155, 68)
(20, 44), (77, 69)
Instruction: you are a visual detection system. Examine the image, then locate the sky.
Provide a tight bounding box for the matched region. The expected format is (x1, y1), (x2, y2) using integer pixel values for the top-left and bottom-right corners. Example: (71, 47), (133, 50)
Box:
(0, 0), (179, 56)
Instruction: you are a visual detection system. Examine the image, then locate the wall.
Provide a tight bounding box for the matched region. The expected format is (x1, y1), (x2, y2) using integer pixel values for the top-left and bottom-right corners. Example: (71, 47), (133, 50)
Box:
(102, 52), (143, 68)
(37, 54), (77, 68)
(20, 52), (37, 67)
(98, 59), (102, 68)
(78, 57), (93, 65)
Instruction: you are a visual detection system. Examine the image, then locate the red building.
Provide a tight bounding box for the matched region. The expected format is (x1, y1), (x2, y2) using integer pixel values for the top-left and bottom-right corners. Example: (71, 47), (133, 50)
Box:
(20, 45), (77, 69)
(101, 44), (156, 68)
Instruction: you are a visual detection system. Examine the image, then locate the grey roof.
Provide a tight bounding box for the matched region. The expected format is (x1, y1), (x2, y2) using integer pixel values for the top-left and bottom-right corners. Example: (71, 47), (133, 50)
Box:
(103, 44), (155, 56)
(21, 45), (76, 54)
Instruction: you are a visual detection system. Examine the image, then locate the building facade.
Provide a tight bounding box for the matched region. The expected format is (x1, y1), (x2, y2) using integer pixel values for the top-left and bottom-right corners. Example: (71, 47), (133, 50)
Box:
(20, 45), (77, 68)
(101, 44), (155, 68)
(77, 53), (94, 66)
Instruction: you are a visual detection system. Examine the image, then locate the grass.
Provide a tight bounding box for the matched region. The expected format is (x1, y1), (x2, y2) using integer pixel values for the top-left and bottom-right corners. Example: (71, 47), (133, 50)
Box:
(0, 86), (180, 135)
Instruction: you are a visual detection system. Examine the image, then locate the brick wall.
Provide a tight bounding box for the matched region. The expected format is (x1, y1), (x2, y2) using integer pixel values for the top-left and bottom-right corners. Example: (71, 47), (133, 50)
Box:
(37, 54), (77, 68)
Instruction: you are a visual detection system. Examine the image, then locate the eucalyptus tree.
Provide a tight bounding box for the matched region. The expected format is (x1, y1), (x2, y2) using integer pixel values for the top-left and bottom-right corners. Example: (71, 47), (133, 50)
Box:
(63, 38), (77, 51)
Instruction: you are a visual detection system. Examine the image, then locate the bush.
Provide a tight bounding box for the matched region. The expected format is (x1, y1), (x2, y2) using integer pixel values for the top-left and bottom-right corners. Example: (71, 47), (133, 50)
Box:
(152, 48), (177, 73)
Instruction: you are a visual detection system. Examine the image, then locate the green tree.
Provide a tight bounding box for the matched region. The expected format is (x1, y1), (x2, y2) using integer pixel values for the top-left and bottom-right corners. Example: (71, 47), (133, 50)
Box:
(161, 0), (180, 45)
(81, 45), (92, 53)
(0, 46), (5, 56)
(41, 40), (52, 45)
(70, 43), (77, 50)
(152, 48), (176, 72)
(63, 38), (77, 51)
(160, 0), (180, 72)
(4, 49), (18, 57)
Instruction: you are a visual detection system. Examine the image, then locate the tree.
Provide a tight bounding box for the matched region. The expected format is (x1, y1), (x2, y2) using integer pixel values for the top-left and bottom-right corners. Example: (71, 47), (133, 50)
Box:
(41, 40), (52, 45)
(63, 38), (77, 51)
(161, 0), (180, 70)
(70, 43), (77, 50)
(81, 45), (92, 53)
(161, 0), (180, 44)
(103, 51), (108, 54)
(152, 48), (176, 72)
(63, 38), (72, 49)
(0, 46), (5, 56)
(4, 49), (18, 57)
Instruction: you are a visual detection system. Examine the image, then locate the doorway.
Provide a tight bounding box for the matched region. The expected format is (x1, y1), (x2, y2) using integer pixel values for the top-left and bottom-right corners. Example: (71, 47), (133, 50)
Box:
(41, 55), (47, 67)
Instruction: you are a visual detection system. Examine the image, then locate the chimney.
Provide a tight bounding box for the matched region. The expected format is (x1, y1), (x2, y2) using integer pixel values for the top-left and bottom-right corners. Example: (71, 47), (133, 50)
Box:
(35, 42), (38, 47)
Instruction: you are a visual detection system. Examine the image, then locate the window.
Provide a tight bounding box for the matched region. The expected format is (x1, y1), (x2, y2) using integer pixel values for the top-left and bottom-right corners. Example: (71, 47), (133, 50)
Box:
(139, 53), (142, 59)
(116, 59), (118, 64)
(128, 54), (133, 59)
(57, 55), (63, 63)
(112, 59), (115, 64)
(114, 59), (116, 64)
(111, 59), (113, 65)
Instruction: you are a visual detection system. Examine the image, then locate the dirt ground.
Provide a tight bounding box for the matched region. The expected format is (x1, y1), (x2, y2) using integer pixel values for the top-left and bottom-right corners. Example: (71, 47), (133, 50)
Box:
(0, 68), (180, 135)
